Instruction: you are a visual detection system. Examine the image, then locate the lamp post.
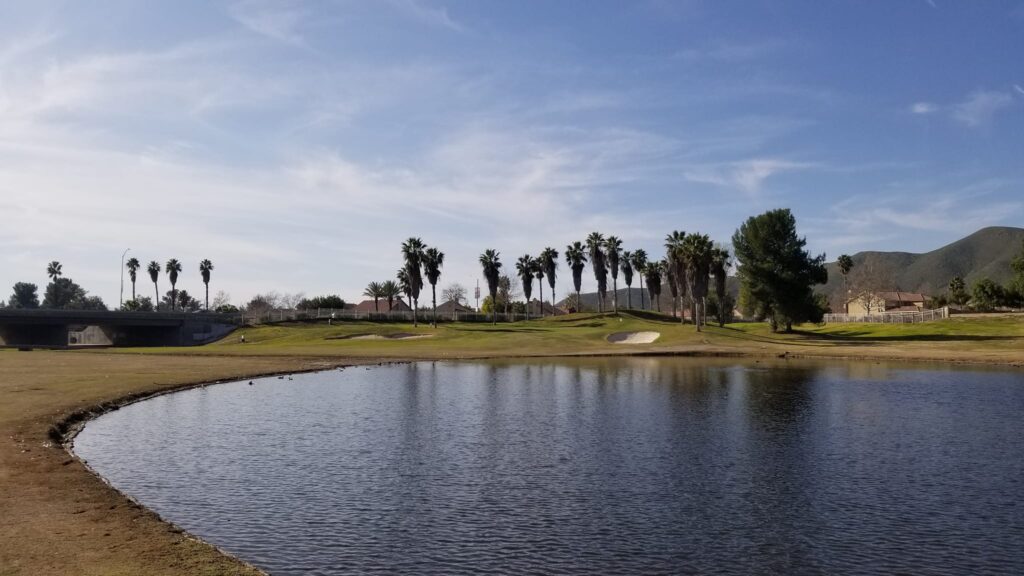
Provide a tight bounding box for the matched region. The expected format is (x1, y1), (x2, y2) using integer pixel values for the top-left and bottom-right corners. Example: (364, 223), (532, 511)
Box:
(120, 248), (130, 309)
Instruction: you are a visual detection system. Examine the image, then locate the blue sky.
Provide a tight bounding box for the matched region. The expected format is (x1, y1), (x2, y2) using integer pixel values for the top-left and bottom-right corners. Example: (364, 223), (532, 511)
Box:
(1, 1), (1022, 306)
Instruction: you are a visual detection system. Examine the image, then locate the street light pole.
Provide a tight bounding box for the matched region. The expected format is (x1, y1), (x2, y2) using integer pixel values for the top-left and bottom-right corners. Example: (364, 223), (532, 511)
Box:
(120, 248), (130, 309)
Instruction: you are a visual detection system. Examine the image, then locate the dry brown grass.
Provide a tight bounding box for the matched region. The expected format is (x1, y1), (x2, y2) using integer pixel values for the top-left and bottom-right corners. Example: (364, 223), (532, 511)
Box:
(0, 352), (362, 576)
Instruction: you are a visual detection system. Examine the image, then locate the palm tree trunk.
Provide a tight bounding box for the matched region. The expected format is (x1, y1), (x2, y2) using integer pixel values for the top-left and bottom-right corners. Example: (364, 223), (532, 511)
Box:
(131, 281), (136, 301)
(639, 276), (644, 310)
(374, 297), (379, 312)
(431, 284), (437, 328)
(154, 283), (159, 309)
(413, 298), (418, 327)
(205, 282), (209, 311)
(538, 282), (543, 318)
(627, 284), (631, 309)
(612, 277), (618, 313)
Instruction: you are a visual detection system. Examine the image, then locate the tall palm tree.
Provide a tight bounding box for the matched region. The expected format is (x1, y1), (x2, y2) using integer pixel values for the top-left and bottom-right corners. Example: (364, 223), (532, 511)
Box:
(46, 261), (63, 281)
(605, 235), (623, 313)
(631, 249), (648, 310)
(126, 257), (140, 301)
(533, 256), (544, 317)
(837, 254), (854, 313)
(397, 268), (412, 312)
(380, 280), (400, 312)
(621, 250), (634, 309)
(516, 255), (535, 320)
(401, 238), (426, 327)
(147, 261), (161, 308)
(199, 259), (214, 311)
(479, 249), (502, 324)
(564, 242), (587, 313)
(646, 262), (663, 312)
(539, 247), (558, 314)
(711, 247), (731, 327)
(165, 259), (182, 311)
(585, 232), (607, 312)
(665, 230), (688, 323)
(364, 281), (384, 312)
(680, 233), (714, 331)
(665, 259), (678, 318)
(422, 247), (445, 327)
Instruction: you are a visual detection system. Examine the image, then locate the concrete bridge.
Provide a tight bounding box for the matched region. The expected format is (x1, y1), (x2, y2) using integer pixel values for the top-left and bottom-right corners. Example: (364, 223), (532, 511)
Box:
(0, 309), (239, 349)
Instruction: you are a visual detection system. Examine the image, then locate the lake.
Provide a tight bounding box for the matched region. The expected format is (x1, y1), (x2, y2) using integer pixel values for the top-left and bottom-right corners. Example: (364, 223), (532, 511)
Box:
(74, 358), (1024, 575)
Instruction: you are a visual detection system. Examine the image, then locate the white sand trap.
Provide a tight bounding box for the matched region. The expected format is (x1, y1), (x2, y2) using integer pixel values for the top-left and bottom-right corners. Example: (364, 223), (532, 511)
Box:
(607, 331), (660, 344)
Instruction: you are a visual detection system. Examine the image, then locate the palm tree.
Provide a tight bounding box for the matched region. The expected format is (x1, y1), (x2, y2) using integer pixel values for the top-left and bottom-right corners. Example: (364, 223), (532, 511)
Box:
(837, 254), (854, 313)
(564, 242), (587, 313)
(631, 249), (648, 310)
(147, 261), (160, 308)
(401, 238), (426, 327)
(165, 259), (182, 311)
(646, 262), (663, 312)
(539, 247), (558, 314)
(380, 280), (400, 312)
(711, 247), (731, 327)
(585, 232), (607, 312)
(532, 258), (544, 318)
(46, 261), (63, 281)
(516, 255), (535, 320)
(665, 230), (687, 323)
(422, 247), (445, 327)
(605, 235), (623, 313)
(364, 281), (384, 312)
(126, 257), (140, 301)
(680, 233), (714, 331)
(199, 259), (214, 311)
(479, 249), (502, 324)
(397, 268), (412, 312)
(621, 250), (634, 309)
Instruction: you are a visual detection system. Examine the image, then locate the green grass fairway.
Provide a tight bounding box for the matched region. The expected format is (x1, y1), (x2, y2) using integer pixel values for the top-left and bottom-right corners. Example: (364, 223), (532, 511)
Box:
(105, 311), (1024, 365)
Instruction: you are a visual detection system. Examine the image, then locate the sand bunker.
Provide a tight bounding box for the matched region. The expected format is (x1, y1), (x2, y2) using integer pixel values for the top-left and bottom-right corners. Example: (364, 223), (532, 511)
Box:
(328, 333), (434, 341)
(607, 331), (660, 344)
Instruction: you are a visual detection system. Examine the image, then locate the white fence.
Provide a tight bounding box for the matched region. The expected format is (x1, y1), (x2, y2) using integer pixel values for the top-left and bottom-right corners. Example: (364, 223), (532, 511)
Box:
(823, 306), (949, 324)
(240, 307), (540, 325)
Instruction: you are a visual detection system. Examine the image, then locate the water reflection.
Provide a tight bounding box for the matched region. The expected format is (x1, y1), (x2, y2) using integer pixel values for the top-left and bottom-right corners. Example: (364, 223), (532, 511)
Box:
(74, 358), (1024, 575)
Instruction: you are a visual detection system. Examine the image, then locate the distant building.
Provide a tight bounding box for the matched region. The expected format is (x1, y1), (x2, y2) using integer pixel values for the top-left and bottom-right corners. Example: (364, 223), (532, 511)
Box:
(435, 300), (474, 314)
(527, 299), (569, 316)
(353, 299), (411, 313)
(846, 291), (929, 315)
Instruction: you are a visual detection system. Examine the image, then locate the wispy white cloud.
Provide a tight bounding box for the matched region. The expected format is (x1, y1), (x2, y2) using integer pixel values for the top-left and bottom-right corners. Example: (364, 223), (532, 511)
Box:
(228, 0), (308, 45)
(672, 39), (787, 63)
(952, 89), (1014, 127)
(1014, 84), (1024, 96)
(684, 159), (813, 195)
(910, 101), (938, 114)
(385, 0), (465, 32)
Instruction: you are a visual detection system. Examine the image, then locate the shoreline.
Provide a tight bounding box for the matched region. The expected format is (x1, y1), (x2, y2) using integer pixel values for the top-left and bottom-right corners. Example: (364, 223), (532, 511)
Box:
(3, 344), (1022, 575)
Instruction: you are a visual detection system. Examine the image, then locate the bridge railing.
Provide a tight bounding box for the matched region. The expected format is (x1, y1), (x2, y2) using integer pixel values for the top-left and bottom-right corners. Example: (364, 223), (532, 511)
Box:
(823, 306), (949, 324)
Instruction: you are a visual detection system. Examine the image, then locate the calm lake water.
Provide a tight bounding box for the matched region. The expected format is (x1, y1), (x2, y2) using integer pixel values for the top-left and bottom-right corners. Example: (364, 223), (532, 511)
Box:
(74, 359), (1024, 575)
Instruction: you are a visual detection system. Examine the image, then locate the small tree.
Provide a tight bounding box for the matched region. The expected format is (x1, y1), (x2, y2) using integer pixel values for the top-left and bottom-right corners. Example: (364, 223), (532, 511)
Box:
(971, 278), (1003, 312)
(949, 276), (969, 308)
(442, 283), (467, 305)
(8, 282), (40, 309)
(837, 254), (854, 313)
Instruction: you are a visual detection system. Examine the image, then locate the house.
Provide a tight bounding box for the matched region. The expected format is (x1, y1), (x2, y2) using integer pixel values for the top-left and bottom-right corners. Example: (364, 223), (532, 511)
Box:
(527, 299), (569, 316)
(353, 299), (411, 313)
(435, 300), (475, 314)
(846, 291), (929, 315)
